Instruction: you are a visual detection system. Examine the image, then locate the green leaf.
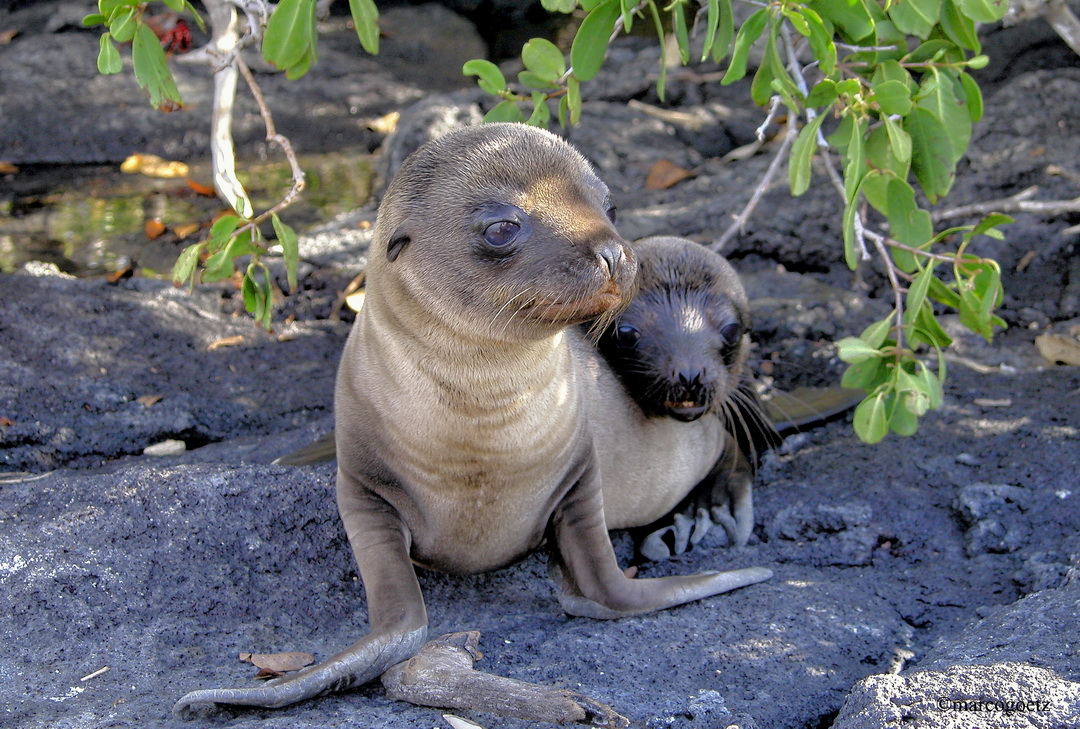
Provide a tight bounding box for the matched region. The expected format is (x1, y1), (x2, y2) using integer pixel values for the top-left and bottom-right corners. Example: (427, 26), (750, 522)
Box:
(713, 0), (735, 64)
(542, 0), (578, 11)
(956, 0), (1008, 23)
(97, 33), (122, 75)
(263, 0), (314, 71)
(904, 106), (954, 203)
(789, 112), (828, 196)
(911, 303), (953, 348)
(522, 38), (566, 82)
(750, 39), (776, 106)
(827, 113), (855, 153)
(836, 336), (885, 364)
(883, 116), (912, 164)
(860, 315), (895, 349)
(842, 357), (888, 391)
(810, 0), (874, 42)
(172, 242), (204, 286)
(854, 392), (890, 443)
(904, 262), (939, 326)
(721, 8), (768, 85)
(702, 0), (721, 63)
(967, 54), (989, 69)
(621, 0), (635, 33)
(108, 7), (136, 43)
(272, 213), (299, 293)
(464, 59), (507, 95)
(161, 0), (185, 11)
(567, 76), (582, 124)
(349, 0), (380, 54)
(889, 390), (921, 435)
(571, 0), (619, 82)
(132, 23), (183, 110)
(872, 59), (912, 88)
(207, 215), (241, 254)
(916, 360), (944, 409)
(83, 13), (106, 26)
(673, 1), (690, 65)
(242, 272), (260, 314)
(519, 70), (560, 90)
(801, 7), (837, 75)
(806, 79), (838, 107)
(873, 79), (913, 115)
(958, 71), (983, 122)
(889, 0), (941, 37)
(905, 39), (955, 64)
(884, 178), (932, 252)
(917, 72), (970, 161)
(928, 275), (961, 309)
(843, 117), (867, 203)
(184, 1), (207, 33)
(285, 42), (316, 80)
(558, 93), (570, 127)
(939, 0), (980, 51)
(527, 92), (552, 127)
(484, 100), (526, 123)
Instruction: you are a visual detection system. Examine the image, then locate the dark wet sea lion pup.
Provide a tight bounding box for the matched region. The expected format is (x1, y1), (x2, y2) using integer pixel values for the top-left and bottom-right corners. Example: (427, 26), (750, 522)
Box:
(595, 236), (782, 557)
(174, 124), (771, 718)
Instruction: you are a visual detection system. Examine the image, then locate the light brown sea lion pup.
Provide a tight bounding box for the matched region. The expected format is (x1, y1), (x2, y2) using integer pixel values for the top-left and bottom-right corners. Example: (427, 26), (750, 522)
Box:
(593, 236), (782, 559)
(173, 123), (771, 718)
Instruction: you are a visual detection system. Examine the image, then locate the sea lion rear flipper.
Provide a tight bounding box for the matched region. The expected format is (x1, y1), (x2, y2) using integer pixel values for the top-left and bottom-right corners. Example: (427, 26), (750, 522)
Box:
(173, 486), (428, 717)
(550, 462), (771, 620)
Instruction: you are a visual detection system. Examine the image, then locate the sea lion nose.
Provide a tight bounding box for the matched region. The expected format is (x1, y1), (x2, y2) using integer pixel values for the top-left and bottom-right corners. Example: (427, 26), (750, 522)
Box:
(596, 243), (624, 278)
(677, 368), (703, 389)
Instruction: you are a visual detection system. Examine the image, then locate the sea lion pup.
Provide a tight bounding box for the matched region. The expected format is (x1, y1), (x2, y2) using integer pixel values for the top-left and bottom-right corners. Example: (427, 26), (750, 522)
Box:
(173, 124), (770, 717)
(594, 236), (782, 558)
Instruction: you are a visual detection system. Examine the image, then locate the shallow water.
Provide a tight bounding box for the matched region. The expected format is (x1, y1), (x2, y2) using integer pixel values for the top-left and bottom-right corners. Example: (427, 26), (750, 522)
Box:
(0, 149), (375, 277)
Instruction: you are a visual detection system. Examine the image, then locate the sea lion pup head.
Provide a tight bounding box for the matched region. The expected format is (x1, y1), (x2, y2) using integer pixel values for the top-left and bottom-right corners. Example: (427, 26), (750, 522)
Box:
(368, 123), (636, 343)
(598, 236), (755, 423)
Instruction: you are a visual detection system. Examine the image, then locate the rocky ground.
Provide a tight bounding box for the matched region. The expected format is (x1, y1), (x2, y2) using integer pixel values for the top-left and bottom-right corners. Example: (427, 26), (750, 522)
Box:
(1, 2), (1078, 729)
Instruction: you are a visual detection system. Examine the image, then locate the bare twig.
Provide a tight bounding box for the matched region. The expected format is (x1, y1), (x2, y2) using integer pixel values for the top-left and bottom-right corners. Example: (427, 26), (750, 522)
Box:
(235, 55), (307, 227)
(711, 112), (797, 253)
(932, 186), (1080, 222)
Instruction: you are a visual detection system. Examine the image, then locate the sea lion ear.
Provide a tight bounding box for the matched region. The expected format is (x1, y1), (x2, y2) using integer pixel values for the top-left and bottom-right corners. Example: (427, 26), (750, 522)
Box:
(387, 228), (411, 262)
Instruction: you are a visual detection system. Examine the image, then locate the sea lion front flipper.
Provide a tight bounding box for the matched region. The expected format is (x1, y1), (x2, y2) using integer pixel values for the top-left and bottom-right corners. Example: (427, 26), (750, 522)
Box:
(173, 486), (428, 717)
(550, 462), (771, 620)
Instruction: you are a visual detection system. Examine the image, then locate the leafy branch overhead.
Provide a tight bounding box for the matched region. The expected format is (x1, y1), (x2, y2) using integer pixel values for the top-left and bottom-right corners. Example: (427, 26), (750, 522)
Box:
(463, 0), (1014, 443)
(84, 0), (378, 330)
(88, 0), (1045, 444)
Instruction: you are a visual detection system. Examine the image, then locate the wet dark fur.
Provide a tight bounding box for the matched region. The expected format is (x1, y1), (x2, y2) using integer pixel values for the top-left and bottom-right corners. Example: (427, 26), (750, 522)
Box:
(595, 236), (781, 462)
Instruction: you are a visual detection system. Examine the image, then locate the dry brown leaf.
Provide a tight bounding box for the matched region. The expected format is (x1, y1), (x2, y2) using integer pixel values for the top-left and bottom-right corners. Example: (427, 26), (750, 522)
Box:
(137, 394), (163, 407)
(186, 178), (216, 197)
(645, 159), (693, 190)
(240, 651), (315, 675)
(0, 29), (19, 45)
(207, 335), (245, 351)
(367, 111), (400, 135)
(0, 161), (18, 174)
(144, 219), (167, 239)
(173, 222), (200, 239)
(120, 153), (190, 179)
(1036, 333), (1080, 366)
(0, 417), (14, 427)
(106, 266), (134, 284)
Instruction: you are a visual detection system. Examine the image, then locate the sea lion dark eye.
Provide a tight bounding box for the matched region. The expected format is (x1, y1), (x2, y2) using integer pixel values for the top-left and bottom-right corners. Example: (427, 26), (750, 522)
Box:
(484, 221), (520, 248)
(614, 324), (640, 348)
(720, 322), (741, 343)
(606, 205), (617, 224)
